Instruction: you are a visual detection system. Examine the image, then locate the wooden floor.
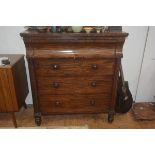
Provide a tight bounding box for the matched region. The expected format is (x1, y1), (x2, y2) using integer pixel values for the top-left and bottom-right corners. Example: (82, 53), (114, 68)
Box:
(0, 105), (155, 129)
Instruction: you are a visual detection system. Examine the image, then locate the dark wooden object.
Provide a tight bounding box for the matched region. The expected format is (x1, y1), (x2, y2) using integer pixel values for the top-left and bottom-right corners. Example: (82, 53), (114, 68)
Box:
(115, 63), (133, 113)
(0, 55), (29, 128)
(20, 30), (128, 126)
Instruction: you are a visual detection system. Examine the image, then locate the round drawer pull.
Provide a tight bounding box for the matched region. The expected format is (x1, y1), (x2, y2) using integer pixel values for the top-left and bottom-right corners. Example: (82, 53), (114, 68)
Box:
(52, 64), (59, 70)
(53, 82), (59, 88)
(91, 64), (98, 70)
(91, 81), (97, 87)
(55, 101), (61, 106)
(90, 100), (95, 106)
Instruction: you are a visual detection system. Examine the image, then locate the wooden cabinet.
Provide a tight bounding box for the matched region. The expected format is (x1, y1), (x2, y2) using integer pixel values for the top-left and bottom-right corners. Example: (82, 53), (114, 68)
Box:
(21, 30), (128, 126)
(0, 55), (29, 128)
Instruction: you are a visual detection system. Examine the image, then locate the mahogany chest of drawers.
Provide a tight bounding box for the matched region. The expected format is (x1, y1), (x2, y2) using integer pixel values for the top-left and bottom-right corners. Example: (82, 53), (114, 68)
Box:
(0, 55), (28, 127)
(21, 30), (128, 126)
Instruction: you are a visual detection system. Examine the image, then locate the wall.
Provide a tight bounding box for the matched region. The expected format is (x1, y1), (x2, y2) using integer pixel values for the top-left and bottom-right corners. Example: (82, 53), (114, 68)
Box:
(122, 26), (148, 100)
(0, 26), (150, 103)
(136, 27), (155, 102)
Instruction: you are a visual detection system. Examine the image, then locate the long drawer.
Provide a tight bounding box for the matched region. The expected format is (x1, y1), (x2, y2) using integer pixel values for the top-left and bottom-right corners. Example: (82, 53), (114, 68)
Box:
(37, 76), (113, 95)
(34, 58), (115, 77)
(39, 94), (111, 114)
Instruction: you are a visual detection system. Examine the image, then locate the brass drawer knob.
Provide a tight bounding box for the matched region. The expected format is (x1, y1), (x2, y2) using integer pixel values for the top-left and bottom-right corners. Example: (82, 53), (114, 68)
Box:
(53, 82), (59, 88)
(55, 101), (61, 106)
(90, 100), (95, 106)
(52, 64), (59, 70)
(91, 81), (97, 87)
(91, 64), (98, 70)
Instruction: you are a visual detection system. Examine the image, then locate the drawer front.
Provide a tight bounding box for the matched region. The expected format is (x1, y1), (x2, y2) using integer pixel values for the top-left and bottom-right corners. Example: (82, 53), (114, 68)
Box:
(34, 59), (114, 77)
(37, 76), (113, 95)
(39, 94), (111, 114)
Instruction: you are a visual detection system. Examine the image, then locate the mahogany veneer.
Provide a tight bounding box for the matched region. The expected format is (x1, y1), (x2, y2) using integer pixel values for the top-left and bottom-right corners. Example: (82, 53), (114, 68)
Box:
(0, 55), (29, 128)
(21, 30), (128, 126)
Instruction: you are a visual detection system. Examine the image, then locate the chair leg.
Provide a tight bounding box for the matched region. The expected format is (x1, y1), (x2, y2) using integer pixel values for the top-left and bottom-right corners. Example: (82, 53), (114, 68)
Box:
(11, 112), (17, 128)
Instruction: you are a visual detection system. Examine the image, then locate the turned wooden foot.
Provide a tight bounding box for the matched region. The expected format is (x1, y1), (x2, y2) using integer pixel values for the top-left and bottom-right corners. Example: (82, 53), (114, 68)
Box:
(11, 112), (17, 128)
(34, 113), (41, 126)
(23, 101), (27, 109)
(108, 111), (115, 123)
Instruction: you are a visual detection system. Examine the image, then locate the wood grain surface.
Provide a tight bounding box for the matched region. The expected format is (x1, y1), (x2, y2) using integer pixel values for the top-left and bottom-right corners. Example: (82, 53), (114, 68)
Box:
(21, 29), (128, 125)
(35, 58), (114, 77)
(0, 55), (29, 127)
(39, 94), (111, 114)
(37, 76), (113, 95)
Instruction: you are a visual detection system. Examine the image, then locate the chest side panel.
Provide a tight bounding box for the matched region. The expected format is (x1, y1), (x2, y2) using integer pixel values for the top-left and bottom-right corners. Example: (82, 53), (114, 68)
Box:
(12, 57), (29, 109)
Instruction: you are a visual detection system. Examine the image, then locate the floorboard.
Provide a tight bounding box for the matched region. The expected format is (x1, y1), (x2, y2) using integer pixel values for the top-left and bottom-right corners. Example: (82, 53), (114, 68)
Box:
(0, 105), (155, 128)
